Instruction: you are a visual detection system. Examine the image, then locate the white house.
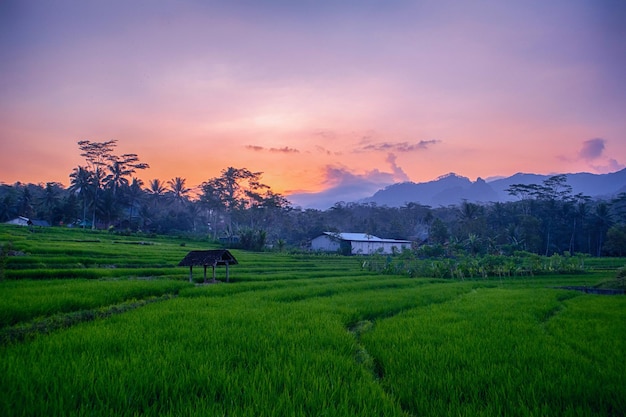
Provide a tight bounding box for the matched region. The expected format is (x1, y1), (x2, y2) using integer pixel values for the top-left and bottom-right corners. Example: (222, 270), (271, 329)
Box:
(311, 232), (412, 255)
(5, 216), (50, 227)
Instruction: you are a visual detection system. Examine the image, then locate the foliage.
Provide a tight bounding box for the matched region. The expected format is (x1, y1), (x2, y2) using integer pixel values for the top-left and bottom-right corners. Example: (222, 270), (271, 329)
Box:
(362, 251), (589, 279)
(235, 228), (267, 251)
(604, 224), (626, 256)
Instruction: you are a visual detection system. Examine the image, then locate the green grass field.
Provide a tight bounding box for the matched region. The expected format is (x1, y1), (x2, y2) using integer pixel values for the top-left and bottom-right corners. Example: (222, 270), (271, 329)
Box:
(1, 225), (625, 416)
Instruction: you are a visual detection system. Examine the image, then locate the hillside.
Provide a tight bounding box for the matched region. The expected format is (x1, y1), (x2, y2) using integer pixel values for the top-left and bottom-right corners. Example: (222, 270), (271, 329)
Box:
(361, 168), (626, 207)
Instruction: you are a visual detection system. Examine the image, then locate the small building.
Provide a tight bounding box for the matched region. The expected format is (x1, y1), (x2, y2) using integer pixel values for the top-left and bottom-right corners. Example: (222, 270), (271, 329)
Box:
(311, 232), (412, 255)
(5, 216), (50, 227)
(178, 249), (238, 283)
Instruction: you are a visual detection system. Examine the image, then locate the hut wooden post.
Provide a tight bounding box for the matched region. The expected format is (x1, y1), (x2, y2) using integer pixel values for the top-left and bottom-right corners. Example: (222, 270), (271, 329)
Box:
(203, 265), (208, 284)
(226, 262), (230, 282)
(189, 266), (193, 283)
(212, 263), (216, 283)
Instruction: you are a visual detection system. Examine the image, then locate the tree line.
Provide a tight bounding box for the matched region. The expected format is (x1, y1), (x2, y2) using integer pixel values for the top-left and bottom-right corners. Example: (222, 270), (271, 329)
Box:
(1, 140), (625, 256)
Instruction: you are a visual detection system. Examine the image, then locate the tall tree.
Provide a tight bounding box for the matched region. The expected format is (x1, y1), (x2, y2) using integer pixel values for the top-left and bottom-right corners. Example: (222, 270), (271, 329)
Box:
(69, 166), (93, 227)
(40, 182), (61, 225)
(145, 179), (167, 209)
(593, 202), (613, 256)
(200, 167), (288, 241)
(146, 179), (167, 198)
(125, 177), (144, 229)
(77, 140), (117, 229)
(167, 177), (191, 207)
(17, 186), (33, 218)
(104, 153), (149, 197)
(201, 167), (266, 212)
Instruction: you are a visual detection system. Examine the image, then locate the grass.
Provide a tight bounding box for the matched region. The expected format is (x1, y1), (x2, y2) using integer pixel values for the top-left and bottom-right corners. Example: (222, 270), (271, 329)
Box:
(362, 287), (626, 416)
(0, 224), (625, 416)
(0, 278), (190, 328)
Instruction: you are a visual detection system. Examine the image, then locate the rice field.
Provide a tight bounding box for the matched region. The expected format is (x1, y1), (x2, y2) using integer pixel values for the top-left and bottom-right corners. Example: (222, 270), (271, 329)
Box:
(1, 225), (625, 416)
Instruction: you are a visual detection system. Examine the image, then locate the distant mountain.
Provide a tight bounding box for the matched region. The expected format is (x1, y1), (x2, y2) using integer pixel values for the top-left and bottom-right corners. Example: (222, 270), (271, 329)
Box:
(359, 168), (626, 208)
(488, 169), (626, 201)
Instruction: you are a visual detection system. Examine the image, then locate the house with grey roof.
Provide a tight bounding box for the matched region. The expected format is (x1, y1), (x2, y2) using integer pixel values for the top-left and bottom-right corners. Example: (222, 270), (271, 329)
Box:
(311, 232), (411, 255)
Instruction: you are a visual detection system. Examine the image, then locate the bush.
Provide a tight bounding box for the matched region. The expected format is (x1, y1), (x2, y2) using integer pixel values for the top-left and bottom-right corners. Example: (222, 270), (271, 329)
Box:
(235, 228), (267, 251)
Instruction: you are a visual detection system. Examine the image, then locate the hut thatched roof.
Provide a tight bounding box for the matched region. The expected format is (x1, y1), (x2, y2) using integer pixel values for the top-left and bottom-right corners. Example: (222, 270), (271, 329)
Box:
(178, 250), (238, 267)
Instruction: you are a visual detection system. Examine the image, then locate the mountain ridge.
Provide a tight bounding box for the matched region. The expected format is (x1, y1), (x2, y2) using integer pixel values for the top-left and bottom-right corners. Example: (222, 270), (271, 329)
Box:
(360, 168), (626, 207)
(287, 168), (626, 209)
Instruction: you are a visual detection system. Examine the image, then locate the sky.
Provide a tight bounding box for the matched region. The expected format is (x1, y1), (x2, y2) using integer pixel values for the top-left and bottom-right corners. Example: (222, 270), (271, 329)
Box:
(1, 0), (625, 207)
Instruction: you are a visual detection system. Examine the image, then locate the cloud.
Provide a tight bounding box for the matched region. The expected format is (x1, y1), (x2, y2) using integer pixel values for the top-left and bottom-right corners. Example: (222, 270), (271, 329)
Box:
(246, 145), (300, 153)
(313, 129), (336, 140)
(357, 140), (441, 153)
(573, 138), (624, 173)
(287, 163), (406, 209)
(322, 165), (395, 188)
(386, 153), (410, 182)
(591, 158), (625, 174)
(314, 145), (342, 156)
(269, 146), (299, 154)
(578, 138), (606, 160)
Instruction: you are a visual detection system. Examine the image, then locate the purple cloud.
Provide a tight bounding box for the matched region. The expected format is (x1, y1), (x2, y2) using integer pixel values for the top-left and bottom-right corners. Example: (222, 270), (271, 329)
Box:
(578, 138), (605, 160)
(288, 158), (412, 209)
(246, 145), (300, 153)
(591, 158), (625, 174)
(358, 140), (441, 153)
(269, 146), (299, 153)
(288, 166), (394, 209)
(386, 153), (410, 182)
(322, 166), (395, 188)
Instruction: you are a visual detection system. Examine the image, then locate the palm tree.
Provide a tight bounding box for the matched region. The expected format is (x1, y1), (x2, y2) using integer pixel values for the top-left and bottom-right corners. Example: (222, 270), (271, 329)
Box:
(17, 186), (33, 219)
(570, 196), (590, 254)
(458, 201), (483, 238)
(126, 177), (144, 229)
(40, 182), (60, 225)
(145, 179), (166, 207)
(69, 166), (93, 227)
(104, 160), (130, 197)
(593, 202), (613, 256)
(105, 154), (149, 198)
(167, 177), (191, 207)
(146, 178), (166, 196)
(78, 140), (117, 229)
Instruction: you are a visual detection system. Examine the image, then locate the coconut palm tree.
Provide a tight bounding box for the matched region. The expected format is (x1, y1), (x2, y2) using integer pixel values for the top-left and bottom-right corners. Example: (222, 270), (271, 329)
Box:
(126, 177), (144, 229)
(69, 166), (93, 227)
(104, 160), (130, 197)
(167, 177), (191, 207)
(593, 202), (613, 256)
(40, 182), (61, 225)
(146, 178), (166, 196)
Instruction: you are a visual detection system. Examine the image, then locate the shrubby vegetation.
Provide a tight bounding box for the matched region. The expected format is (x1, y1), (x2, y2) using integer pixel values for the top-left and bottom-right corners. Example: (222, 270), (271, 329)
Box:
(363, 251), (588, 279)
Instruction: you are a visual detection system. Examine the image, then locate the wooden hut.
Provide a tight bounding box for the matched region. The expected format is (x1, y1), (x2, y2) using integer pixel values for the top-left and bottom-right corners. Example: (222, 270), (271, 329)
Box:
(178, 250), (238, 283)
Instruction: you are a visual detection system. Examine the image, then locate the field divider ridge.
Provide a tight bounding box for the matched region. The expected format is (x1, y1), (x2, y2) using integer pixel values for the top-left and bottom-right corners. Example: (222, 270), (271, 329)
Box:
(0, 293), (176, 345)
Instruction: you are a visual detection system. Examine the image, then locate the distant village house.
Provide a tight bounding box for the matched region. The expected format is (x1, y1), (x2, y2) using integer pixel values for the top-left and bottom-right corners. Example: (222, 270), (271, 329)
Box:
(311, 232), (411, 255)
(5, 216), (50, 227)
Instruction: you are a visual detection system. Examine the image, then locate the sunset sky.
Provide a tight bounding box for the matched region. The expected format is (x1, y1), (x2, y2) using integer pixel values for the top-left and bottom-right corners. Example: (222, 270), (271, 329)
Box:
(1, 0), (625, 207)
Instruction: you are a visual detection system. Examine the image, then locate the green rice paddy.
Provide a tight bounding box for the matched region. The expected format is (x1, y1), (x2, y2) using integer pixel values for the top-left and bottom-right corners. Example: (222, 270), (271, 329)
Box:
(1, 225), (624, 416)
